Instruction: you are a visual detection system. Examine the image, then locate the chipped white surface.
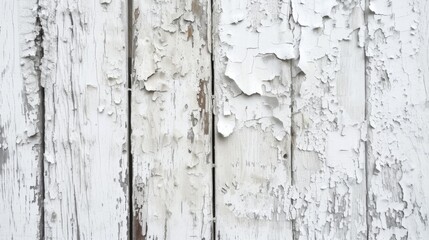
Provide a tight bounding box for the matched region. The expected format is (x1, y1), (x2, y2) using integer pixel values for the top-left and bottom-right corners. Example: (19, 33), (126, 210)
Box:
(214, 0), (293, 239)
(2, 0), (429, 239)
(131, 0), (212, 239)
(367, 0), (429, 239)
(40, 0), (129, 239)
(0, 0), (43, 238)
(215, 0), (368, 239)
(291, 1), (367, 239)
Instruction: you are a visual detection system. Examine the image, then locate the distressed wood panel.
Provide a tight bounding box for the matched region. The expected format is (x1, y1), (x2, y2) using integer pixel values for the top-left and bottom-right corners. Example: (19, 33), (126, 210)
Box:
(131, 0), (213, 239)
(40, 0), (129, 238)
(366, 0), (429, 239)
(213, 0), (294, 239)
(0, 0), (43, 238)
(290, 1), (367, 239)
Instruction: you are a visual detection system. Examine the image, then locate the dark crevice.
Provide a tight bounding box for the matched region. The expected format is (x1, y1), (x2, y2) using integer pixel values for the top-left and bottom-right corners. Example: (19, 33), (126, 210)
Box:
(210, 0), (216, 239)
(127, 0), (134, 238)
(290, 60), (296, 240)
(35, 2), (45, 239)
(364, 0), (370, 239)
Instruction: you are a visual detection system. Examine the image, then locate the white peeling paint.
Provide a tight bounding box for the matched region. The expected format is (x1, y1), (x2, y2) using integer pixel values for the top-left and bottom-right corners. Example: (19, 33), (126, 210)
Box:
(291, 1), (367, 239)
(214, 0), (294, 239)
(367, 0), (429, 239)
(40, 0), (129, 239)
(0, 0), (43, 238)
(131, 0), (213, 239)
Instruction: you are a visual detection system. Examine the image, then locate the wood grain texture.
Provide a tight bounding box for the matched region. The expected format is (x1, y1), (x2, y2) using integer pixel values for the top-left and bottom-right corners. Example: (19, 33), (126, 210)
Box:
(131, 0), (213, 239)
(290, 1), (367, 239)
(213, 0), (294, 239)
(366, 0), (429, 239)
(0, 0), (43, 238)
(40, 0), (129, 239)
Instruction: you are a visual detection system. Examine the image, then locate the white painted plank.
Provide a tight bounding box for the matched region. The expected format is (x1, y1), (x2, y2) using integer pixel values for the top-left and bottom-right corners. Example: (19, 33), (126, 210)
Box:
(213, 0), (294, 239)
(290, 1), (367, 239)
(40, 0), (129, 239)
(366, 0), (429, 238)
(131, 0), (213, 239)
(0, 0), (43, 238)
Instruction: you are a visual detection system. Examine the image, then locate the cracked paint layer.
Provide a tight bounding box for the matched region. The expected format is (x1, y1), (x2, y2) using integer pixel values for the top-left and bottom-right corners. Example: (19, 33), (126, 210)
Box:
(131, 0), (213, 239)
(214, 0), (368, 239)
(291, 0), (367, 239)
(0, 0), (44, 238)
(214, 0), (294, 239)
(367, 0), (429, 239)
(39, 0), (129, 239)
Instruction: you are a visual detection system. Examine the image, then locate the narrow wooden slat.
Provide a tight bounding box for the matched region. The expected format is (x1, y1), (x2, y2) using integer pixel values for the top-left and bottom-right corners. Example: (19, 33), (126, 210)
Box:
(131, 0), (213, 239)
(213, 1), (294, 239)
(0, 0), (43, 238)
(40, 0), (129, 238)
(290, 1), (367, 239)
(367, 0), (429, 238)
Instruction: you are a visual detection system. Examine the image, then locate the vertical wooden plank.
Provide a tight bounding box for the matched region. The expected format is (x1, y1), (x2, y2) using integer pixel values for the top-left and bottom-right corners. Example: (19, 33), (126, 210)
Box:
(40, 0), (129, 239)
(290, 0), (367, 239)
(131, 0), (213, 239)
(213, 0), (294, 239)
(367, 0), (429, 238)
(0, 0), (43, 238)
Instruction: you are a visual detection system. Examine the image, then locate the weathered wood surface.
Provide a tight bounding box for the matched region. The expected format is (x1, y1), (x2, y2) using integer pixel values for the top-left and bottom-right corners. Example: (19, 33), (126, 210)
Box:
(1, 0), (429, 239)
(366, 0), (429, 239)
(291, 1), (367, 239)
(213, 0), (294, 239)
(40, 0), (129, 239)
(131, 0), (213, 239)
(0, 0), (43, 238)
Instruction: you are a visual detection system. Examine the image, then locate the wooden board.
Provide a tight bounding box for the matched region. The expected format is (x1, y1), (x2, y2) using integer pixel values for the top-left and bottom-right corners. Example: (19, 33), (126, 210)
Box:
(366, 0), (429, 238)
(0, 0), (44, 238)
(130, 0), (213, 239)
(213, 0), (294, 239)
(40, 0), (129, 238)
(290, 1), (367, 239)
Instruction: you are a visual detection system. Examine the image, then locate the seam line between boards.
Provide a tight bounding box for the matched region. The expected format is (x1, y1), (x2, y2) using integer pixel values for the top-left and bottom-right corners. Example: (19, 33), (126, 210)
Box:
(127, 0), (133, 239)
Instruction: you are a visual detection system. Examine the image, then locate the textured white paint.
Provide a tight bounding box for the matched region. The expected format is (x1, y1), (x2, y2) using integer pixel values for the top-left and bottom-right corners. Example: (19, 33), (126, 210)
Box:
(291, 1), (367, 239)
(0, 0), (43, 238)
(214, 0), (368, 239)
(131, 0), (213, 239)
(40, 0), (129, 239)
(367, 0), (429, 239)
(2, 0), (429, 239)
(214, 0), (294, 239)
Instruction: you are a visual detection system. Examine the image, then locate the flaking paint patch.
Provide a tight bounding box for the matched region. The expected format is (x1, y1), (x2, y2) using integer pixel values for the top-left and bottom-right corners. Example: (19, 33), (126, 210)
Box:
(214, 0), (367, 239)
(215, 0), (295, 140)
(131, 0), (212, 239)
(214, 0), (294, 239)
(39, 0), (129, 239)
(290, 1), (367, 239)
(0, 0), (44, 238)
(366, 0), (429, 239)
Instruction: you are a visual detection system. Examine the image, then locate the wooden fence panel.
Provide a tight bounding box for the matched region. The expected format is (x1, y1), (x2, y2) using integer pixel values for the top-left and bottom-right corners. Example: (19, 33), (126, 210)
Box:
(40, 0), (129, 238)
(291, 1), (367, 239)
(131, 0), (213, 239)
(0, 0), (43, 238)
(213, 1), (294, 239)
(2, 0), (429, 239)
(367, 0), (429, 239)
